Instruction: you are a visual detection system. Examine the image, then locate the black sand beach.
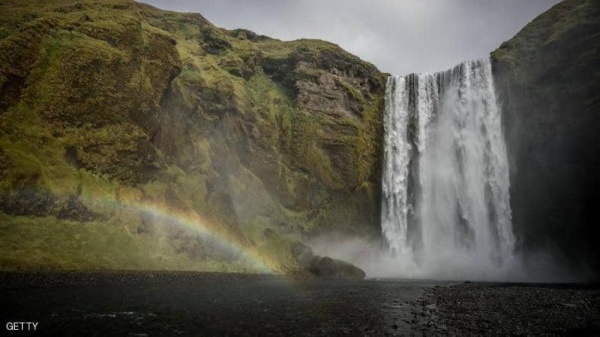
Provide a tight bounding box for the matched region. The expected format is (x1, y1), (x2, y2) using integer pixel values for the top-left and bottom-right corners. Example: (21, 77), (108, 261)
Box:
(1, 272), (599, 336)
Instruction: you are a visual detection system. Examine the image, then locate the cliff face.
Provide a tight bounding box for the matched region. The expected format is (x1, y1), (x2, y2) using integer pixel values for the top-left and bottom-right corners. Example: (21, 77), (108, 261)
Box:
(492, 0), (600, 277)
(0, 0), (385, 272)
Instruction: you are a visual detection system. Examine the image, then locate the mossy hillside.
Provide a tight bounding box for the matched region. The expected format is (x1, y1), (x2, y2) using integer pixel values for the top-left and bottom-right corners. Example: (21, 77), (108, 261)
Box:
(0, 213), (257, 272)
(155, 3), (386, 235)
(0, 0), (386, 272)
(491, 0), (600, 276)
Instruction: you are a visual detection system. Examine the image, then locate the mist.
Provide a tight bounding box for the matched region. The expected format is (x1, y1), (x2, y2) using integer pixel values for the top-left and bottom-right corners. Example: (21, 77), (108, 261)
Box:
(306, 57), (585, 284)
(307, 232), (581, 283)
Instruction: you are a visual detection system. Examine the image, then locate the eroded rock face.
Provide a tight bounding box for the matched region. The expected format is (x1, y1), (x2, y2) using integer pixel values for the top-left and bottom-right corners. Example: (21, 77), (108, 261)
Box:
(492, 0), (600, 277)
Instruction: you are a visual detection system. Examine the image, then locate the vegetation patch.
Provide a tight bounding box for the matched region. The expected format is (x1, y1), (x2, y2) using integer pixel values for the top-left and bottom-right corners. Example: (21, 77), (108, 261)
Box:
(0, 0), (386, 273)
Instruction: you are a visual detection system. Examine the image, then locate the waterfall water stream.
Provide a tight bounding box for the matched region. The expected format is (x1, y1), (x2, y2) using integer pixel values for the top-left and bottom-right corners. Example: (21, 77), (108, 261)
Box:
(381, 59), (515, 277)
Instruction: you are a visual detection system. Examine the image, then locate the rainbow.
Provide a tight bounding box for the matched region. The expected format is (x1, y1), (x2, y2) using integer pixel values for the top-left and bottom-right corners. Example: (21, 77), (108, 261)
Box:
(79, 194), (281, 274)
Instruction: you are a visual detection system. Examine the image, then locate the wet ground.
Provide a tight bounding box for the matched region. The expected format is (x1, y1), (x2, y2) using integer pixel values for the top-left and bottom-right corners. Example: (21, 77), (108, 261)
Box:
(0, 272), (598, 336)
(432, 282), (600, 335)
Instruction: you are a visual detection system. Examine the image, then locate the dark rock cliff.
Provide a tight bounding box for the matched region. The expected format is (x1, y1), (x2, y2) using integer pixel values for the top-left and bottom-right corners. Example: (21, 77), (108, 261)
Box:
(0, 0), (385, 272)
(492, 0), (600, 278)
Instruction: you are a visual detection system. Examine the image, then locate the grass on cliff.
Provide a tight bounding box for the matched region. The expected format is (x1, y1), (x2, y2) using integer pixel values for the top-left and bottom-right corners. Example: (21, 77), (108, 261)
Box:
(0, 213), (257, 272)
(0, 0), (384, 272)
(492, 0), (600, 72)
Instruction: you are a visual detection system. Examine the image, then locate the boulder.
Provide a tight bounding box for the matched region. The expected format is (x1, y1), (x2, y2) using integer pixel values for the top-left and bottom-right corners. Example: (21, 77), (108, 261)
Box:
(291, 241), (315, 267)
(309, 256), (366, 280)
(291, 241), (366, 280)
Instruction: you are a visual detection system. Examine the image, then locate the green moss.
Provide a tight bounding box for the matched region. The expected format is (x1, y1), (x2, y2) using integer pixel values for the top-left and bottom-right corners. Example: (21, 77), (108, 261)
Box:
(492, 0), (600, 82)
(171, 171), (209, 214)
(0, 213), (258, 272)
(290, 114), (341, 189)
(240, 217), (300, 272)
(337, 79), (365, 103)
(141, 181), (168, 202)
(0, 0), (386, 273)
(355, 96), (384, 185)
(244, 68), (296, 149)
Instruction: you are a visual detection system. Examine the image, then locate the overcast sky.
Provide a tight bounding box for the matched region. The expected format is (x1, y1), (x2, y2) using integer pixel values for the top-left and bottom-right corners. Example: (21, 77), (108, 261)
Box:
(138, 0), (561, 75)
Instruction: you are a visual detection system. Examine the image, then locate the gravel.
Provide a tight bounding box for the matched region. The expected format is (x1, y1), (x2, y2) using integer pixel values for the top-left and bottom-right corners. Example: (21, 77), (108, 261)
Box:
(430, 282), (600, 335)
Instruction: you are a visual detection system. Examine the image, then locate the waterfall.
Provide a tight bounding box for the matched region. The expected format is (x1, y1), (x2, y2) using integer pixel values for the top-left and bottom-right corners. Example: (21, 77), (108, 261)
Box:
(381, 59), (515, 277)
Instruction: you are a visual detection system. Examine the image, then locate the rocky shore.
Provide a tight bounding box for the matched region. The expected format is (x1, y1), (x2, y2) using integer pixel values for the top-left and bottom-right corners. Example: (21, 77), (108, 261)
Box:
(429, 282), (600, 335)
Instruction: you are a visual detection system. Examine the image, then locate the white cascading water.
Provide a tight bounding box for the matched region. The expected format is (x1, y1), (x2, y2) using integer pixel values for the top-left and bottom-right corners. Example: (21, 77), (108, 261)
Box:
(381, 59), (516, 279)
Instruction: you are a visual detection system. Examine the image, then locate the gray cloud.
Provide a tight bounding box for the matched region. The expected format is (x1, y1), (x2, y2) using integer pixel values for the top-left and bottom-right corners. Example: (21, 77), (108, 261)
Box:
(138, 0), (561, 74)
